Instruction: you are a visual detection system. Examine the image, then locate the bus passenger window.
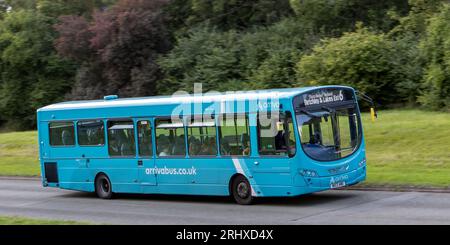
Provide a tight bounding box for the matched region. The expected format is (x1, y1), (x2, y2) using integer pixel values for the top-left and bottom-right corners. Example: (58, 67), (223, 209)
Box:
(218, 114), (250, 156)
(49, 122), (75, 146)
(137, 120), (153, 156)
(107, 120), (136, 157)
(187, 118), (217, 156)
(155, 119), (185, 157)
(77, 120), (105, 146)
(258, 112), (296, 157)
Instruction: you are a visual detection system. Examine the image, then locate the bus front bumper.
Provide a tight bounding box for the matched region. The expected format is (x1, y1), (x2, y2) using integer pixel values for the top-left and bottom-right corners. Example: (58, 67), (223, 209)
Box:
(254, 165), (366, 197)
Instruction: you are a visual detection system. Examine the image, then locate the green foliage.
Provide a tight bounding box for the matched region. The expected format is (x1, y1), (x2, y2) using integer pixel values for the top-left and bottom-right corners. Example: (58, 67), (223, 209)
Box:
(159, 18), (318, 94)
(296, 27), (402, 105)
(0, 0), (449, 130)
(37, 0), (113, 18)
(418, 4), (450, 110)
(289, 0), (410, 35)
(390, 0), (444, 38)
(0, 215), (90, 225)
(166, 0), (294, 31)
(0, 10), (75, 129)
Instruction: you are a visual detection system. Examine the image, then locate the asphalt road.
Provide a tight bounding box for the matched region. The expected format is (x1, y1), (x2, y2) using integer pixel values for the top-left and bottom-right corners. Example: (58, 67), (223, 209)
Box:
(0, 178), (449, 225)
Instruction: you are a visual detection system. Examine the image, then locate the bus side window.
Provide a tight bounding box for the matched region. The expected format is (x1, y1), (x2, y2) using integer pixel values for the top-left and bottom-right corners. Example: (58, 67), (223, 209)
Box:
(107, 120), (136, 157)
(218, 114), (250, 156)
(137, 120), (153, 157)
(49, 122), (75, 146)
(187, 118), (217, 156)
(257, 112), (297, 157)
(155, 118), (185, 157)
(77, 120), (105, 146)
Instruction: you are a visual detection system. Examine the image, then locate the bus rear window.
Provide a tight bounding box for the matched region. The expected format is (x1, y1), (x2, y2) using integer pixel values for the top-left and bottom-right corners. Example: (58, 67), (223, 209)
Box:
(49, 122), (75, 146)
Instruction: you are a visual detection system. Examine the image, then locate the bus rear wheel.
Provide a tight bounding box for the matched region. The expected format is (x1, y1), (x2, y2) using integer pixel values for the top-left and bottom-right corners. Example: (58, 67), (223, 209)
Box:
(231, 175), (254, 205)
(95, 174), (113, 199)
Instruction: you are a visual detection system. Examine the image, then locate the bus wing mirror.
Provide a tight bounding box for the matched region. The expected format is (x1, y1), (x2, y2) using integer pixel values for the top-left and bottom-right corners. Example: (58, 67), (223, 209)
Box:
(356, 90), (377, 122)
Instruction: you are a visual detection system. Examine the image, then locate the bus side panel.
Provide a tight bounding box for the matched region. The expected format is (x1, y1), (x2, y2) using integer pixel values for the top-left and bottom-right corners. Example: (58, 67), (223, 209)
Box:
(88, 158), (141, 194)
(141, 158), (235, 196)
(58, 159), (93, 192)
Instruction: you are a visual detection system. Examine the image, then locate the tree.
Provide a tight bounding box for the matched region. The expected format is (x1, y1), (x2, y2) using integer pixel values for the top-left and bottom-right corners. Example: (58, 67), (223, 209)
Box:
(418, 4), (450, 110)
(0, 10), (75, 129)
(289, 0), (410, 35)
(37, 0), (116, 18)
(55, 0), (172, 100)
(296, 26), (409, 106)
(159, 17), (319, 94)
(165, 0), (294, 31)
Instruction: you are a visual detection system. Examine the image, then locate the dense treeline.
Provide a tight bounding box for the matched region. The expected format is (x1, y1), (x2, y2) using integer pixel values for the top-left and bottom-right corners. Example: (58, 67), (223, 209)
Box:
(0, 0), (448, 130)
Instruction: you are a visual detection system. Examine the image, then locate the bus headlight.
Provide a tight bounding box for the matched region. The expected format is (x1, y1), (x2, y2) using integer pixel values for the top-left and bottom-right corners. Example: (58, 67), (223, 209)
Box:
(300, 169), (318, 177)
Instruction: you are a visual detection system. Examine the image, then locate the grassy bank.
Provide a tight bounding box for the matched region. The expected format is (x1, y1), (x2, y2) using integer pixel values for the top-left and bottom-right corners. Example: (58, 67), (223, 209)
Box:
(0, 131), (39, 176)
(362, 109), (450, 187)
(0, 216), (89, 225)
(0, 109), (449, 187)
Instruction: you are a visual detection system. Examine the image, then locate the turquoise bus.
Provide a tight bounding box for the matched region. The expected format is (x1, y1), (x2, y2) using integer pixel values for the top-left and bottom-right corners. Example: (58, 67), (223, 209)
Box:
(37, 86), (368, 204)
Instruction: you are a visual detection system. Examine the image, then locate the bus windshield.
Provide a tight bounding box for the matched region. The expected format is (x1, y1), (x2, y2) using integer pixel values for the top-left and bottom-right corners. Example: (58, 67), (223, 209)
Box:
(297, 107), (361, 161)
(294, 88), (362, 161)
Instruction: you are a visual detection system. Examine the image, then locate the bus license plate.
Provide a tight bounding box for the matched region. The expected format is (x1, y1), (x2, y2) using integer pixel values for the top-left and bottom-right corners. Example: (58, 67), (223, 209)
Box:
(331, 181), (346, 189)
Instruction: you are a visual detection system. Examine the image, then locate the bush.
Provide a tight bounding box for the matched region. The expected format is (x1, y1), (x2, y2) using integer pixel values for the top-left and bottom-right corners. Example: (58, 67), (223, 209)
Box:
(296, 26), (415, 106)
(418, 4), (450, 110)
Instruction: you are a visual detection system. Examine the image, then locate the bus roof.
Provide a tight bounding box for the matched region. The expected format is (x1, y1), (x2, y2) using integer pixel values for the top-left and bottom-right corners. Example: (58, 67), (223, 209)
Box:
(38, 87), (330, 112)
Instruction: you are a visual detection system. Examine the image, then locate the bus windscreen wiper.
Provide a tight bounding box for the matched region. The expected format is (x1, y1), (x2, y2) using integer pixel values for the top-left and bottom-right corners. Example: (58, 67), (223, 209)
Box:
(321, 106), (335, 113)
(299, 109), (321, 118)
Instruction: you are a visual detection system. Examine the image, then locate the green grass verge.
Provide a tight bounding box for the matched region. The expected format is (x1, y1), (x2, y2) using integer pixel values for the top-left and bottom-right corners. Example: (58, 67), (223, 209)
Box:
(0, 109), (449, 187)
(0, 131), (40, 176)
(0, 216), (89, 225)
(362, 109), (450, 187)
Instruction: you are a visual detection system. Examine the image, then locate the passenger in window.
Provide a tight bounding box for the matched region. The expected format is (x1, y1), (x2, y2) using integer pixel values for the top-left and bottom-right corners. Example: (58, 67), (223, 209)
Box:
(199, 137), (217, 156)
(159, 144), (171, 157)
(171, 135), (185, 155)
(241, 133), (250, 156)
(242, 139), (250, 156)
(189, 137), (201, 156)
(109, 137), (121, 155)
(120, 139), (133, 156)
(61, 130), (73, 146)
(220, 139), (231, 155)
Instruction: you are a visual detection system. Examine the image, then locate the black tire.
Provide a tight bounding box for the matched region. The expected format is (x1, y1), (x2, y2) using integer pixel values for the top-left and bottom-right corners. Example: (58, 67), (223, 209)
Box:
(231, 175), (254, 205)
(95, 174), (113, 199)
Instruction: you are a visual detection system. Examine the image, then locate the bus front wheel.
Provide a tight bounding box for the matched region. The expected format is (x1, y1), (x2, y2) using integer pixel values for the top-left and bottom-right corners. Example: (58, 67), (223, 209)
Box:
(231, 175), (254, 205)
(95, 174), (113, 199)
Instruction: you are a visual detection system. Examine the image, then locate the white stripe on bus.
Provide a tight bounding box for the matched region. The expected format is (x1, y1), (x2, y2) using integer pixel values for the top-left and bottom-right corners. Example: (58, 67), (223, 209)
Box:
(232, 158), (258, 197)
